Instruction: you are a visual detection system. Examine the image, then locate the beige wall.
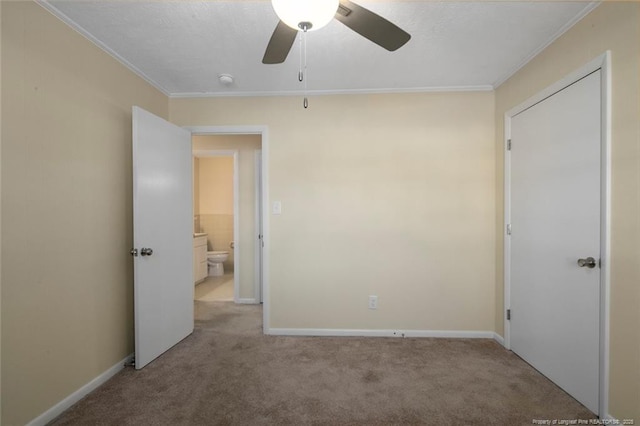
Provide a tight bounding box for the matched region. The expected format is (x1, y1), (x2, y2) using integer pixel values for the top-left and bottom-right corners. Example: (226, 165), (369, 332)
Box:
(197, 156), (235, 270)
(199, 157), (234, 215)
(494, 2), (640, 419)
(172, 92), (496, 331)
(1, 2), (168, 425)
(194, 135), (262, 300)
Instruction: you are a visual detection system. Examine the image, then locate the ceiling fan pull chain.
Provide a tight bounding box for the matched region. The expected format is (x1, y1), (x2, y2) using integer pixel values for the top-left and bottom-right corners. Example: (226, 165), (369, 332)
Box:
(298, 31), (304, 82)
(303, 27), (309, 108)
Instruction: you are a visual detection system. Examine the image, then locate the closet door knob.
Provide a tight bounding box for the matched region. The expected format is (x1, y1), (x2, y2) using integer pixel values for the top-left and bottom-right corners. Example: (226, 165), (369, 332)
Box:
(140, 247), (153, 256)
(577, 257), (596, 268)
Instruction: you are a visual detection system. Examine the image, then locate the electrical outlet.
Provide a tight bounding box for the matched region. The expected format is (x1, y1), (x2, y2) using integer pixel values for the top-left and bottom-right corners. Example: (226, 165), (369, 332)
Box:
(368, 295), (378, 310)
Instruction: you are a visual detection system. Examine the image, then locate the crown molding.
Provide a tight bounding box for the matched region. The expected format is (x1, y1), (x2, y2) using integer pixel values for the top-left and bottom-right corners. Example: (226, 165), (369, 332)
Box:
(36, 0), (171, 97)
(492, 0), (601, 88)
(169, 85), (494, 99)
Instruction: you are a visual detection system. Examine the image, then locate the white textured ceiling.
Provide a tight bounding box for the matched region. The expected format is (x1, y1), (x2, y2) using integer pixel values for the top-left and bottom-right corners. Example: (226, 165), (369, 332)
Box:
(41, 0), (598, 97)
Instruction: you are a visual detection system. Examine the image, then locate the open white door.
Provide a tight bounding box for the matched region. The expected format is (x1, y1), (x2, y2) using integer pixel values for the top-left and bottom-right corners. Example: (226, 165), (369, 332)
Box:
(132, 106), (194, 369)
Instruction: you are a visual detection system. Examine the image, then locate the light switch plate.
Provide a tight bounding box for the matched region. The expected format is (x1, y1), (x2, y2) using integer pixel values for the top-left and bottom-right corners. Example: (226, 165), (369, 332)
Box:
(272, 201), (282, 215)
(369, 295), (378, 310)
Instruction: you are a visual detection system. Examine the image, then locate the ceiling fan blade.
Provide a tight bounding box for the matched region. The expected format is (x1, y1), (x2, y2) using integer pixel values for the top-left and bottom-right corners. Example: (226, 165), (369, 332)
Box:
(262, 21), (298, 64)
(334, 0), (411, 51)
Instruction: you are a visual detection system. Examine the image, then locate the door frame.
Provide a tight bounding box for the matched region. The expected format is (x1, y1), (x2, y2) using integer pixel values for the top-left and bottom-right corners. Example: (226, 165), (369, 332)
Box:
(187, 126), (269, 333)
(254, 149), (263, 303)
(503, 51), (611, 417)
(192, 149), (240, 302)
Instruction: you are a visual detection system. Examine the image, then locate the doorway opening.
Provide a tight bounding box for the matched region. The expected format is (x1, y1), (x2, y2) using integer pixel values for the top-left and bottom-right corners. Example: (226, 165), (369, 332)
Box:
(193, 149), (238, 302)
(187, 127), (269, 332)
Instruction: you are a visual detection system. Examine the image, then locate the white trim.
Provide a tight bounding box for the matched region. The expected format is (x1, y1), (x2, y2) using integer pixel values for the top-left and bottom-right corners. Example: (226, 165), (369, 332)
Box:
(186, 126), (267, 136)
(232, 152), (240, 303)
(504, 55), (609, 118)
(503, 113), (512, 350)
(193, 150), (240, 303)
(503, 51), (611, 417)
(36, 1), (170, 96)
(254, 150), (263, 304)
(236, 298), (258, 304)
(493, 333), (505, 347)
(170, 85), (493, 99)
(188, 126), (270, 332)
(493, 1), (601, 88)
(26, 354), (134, 426)
(599, 51), (612, 423)
(268, 328), (499, 339)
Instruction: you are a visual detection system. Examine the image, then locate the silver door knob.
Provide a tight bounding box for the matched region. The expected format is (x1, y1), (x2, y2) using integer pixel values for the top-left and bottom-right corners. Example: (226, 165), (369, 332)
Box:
(577, 257), (596, 268)
(140, 247), (153, 256)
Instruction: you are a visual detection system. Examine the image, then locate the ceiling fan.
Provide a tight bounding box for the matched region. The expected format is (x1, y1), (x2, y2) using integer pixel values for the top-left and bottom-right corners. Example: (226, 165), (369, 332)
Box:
(262, 0), (411, 64)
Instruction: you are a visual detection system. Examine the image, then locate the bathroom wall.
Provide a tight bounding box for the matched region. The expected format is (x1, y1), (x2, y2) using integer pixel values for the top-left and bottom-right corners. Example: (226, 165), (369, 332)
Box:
(197, 156), (235, 271)
(193, 135), (262, 301)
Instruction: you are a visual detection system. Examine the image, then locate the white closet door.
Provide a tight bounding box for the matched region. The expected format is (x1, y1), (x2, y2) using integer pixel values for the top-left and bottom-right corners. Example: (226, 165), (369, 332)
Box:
(510, 71), (601, 414)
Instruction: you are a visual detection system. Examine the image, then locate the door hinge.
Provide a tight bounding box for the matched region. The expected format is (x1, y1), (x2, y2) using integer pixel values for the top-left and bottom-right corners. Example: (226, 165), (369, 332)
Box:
(506, 224), (512, 235)
(507, 139), (512, 151)
(506, 309), (511, 320)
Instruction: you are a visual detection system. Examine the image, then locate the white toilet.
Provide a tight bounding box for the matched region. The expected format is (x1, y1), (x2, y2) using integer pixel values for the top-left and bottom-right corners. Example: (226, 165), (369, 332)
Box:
(207, 251), (229, 277)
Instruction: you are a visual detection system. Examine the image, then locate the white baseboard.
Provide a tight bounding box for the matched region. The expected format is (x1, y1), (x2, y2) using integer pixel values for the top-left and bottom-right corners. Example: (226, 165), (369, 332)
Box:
(26, 353), (134, 426)
(493, 333), (505, 346)
(236, 298), (258, 304)
(267, 328), (501, 340)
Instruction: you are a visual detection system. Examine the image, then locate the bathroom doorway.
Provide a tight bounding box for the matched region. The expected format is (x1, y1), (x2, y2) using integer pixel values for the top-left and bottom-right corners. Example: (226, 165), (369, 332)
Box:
(191, 134), (264, 306)
(193, 150), (238, 302)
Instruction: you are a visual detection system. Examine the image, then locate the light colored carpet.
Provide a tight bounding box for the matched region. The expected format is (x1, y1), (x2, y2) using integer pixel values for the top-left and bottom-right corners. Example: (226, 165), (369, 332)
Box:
(195, 274), (234, 302)
(51, 302), (594, 425)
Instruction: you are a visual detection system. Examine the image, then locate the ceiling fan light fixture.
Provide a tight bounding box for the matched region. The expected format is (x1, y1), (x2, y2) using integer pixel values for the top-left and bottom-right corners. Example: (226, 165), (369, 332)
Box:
(271, 0), (339, 31)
